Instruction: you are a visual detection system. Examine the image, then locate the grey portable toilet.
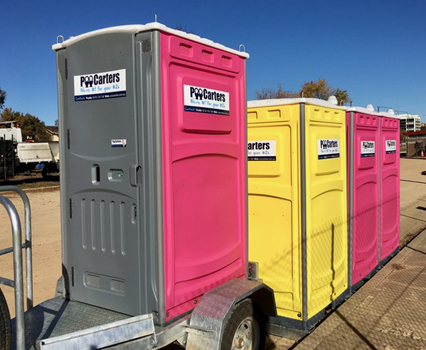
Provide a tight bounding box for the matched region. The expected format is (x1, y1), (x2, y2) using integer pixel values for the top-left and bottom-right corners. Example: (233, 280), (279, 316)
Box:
(53, 23), (249, 325)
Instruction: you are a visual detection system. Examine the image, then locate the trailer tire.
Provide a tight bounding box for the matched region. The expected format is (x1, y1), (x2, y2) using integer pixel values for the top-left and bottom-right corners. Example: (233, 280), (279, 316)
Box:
(0, 287), (11, 350)
(220, 299), (265, 350)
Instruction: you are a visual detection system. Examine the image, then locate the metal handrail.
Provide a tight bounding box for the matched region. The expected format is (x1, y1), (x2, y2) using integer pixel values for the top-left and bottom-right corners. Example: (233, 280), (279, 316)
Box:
(0, 195), (25, 350)
(0, 186), (33, 350)
(0, 186), (33, 310)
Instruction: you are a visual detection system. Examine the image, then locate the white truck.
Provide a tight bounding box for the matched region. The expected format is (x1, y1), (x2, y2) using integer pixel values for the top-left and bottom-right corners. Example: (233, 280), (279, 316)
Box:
(0, 121), (59, 179)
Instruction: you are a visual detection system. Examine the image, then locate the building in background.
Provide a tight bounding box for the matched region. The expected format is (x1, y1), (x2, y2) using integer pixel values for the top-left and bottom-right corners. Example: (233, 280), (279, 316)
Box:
(404, 130), (426, 157)
(399, 114), (421, 132)
(404, 130), (426, 142)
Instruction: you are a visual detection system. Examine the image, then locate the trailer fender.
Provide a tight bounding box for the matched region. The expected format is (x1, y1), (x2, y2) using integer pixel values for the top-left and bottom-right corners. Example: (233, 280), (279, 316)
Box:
(185, 278), (276, 350)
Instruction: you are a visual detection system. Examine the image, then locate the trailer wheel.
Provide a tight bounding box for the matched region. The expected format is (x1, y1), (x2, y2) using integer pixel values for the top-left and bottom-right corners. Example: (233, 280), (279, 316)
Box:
(0, 287), (11, 350)
(220, 299), (265, 350)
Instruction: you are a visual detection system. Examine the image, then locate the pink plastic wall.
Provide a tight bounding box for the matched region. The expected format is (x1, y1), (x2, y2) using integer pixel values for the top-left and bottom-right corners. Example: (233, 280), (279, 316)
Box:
(347, 112), (379, 285)
(380, 117), (400, 261)
(160, 33), (247, 321)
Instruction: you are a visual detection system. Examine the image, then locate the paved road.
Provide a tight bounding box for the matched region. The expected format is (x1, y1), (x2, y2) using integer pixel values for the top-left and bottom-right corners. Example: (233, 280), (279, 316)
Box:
(267, 158), (426, 349)
(295, 228), (426, 350)
(400, 158), (426, 246)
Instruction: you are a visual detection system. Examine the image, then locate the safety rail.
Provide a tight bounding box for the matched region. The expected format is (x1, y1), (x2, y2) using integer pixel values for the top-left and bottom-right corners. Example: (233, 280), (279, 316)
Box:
(0, 186), (34, 350)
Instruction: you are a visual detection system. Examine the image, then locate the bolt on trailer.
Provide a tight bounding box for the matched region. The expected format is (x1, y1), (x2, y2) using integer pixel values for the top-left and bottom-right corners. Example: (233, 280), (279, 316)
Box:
(0, 23), (276, 350)
(0, 121), (59, 180)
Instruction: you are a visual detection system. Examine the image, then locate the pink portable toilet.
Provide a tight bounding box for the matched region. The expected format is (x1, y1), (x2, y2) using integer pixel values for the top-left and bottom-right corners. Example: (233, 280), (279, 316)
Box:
(53, 23), (249, 324)
(379, 109), (400, 265)
(346, 106), (380, 291)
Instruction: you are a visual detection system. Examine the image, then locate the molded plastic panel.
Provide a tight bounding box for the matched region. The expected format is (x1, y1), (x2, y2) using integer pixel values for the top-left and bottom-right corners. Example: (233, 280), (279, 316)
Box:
(380, 117), (400, 261)
(57, 33), (145, 316)
(160, 33), (247, 321)
(248, 102), (347, 322)
(347, 112), (379, 285)
(247, 104), (301, 320)
(305, 104), (347, 318)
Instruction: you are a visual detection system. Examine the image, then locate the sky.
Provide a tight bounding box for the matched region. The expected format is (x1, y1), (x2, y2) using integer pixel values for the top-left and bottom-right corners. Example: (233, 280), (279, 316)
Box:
(1, 0), (426, 125)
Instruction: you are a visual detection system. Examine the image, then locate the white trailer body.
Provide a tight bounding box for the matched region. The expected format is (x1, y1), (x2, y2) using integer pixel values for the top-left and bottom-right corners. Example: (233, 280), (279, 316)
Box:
(17, 143), (55, 164)
(0, 127), (22, 143)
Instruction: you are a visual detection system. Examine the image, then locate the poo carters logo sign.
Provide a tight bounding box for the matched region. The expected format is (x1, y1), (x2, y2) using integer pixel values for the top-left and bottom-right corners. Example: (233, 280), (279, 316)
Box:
(184, 85), (229, 116)
(247, 141), (277, 161)
(361, 141), (375, 157)
(386, 140), (397, 154)
(74, 69), (126, 101)
(317, 139), (340, 160)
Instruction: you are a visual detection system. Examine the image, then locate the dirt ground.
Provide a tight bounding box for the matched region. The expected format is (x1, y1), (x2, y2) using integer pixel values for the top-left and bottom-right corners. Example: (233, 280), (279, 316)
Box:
(0, 187), (61, 317)
(0, 157), (424, 348)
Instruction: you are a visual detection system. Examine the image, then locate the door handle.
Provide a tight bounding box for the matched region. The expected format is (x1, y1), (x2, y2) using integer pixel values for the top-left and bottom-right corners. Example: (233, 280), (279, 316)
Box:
(130, 165), (141, 187)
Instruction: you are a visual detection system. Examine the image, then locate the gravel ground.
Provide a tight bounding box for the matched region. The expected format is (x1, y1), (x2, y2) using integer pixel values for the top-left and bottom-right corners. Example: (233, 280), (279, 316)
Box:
(0, 157), (424, 349)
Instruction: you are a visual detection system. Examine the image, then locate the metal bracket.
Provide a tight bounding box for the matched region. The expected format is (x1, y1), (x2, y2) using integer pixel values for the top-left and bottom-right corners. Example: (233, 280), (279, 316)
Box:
(247, 261), (259, 280)
(38, 313), (156, 350)
(184, 326), (216, 339)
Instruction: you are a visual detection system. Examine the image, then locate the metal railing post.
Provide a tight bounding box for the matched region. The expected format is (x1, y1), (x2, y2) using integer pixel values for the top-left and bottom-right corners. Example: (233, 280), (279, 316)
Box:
(0, 196), (25, 350)
(0, 186), (33, 309)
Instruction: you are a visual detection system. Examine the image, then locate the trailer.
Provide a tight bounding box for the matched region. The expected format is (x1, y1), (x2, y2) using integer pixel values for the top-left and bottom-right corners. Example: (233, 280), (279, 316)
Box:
(0, 122), (59, 179)
(0, 22), (276, 350)
(16, 142), (59, 177)
(0, 138), (15, 180)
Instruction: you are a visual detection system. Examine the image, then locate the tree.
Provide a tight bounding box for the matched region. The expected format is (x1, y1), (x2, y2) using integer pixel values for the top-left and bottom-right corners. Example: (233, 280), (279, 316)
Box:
(0, 87), (5, 110)
(299, 78), (332, 100)
(256, 78), (350, 105)
(255, 84), (298, 100)
(1, 108), (51, 142)
(299, 78), (350, 105)
(333, 88), (350, 106)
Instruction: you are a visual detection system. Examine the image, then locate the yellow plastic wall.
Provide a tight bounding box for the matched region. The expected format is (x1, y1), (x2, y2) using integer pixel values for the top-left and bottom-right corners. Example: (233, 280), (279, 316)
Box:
(248, 102), (347, 321)
(304, 104), (347, 318)
(247, 104), (302, 320)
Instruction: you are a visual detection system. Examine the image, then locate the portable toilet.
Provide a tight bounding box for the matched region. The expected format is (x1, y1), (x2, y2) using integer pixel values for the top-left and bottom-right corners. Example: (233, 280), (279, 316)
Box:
(247, 98), (348, 332)
(346, 105), (380, 291)
(53, 23), (249, 325)
(379, 109), (400, 265)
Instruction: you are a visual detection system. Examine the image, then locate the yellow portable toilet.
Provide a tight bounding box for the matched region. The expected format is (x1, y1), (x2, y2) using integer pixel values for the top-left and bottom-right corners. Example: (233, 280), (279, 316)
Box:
(247, 98), (348, 334)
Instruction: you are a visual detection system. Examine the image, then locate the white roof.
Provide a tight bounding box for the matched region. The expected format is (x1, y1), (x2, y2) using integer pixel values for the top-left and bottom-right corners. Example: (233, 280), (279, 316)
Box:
(379, 111), (400, 119)
(52, 22), (249, 58)
(248, 98), (347, 110)
(398, 114), (420, 119)
(347, 106), (382, 117)
(347, 106), (400, 119)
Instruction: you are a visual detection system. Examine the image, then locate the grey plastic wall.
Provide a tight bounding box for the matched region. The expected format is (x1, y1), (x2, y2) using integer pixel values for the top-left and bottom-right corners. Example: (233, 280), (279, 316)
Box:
(56, 30), (164, 318)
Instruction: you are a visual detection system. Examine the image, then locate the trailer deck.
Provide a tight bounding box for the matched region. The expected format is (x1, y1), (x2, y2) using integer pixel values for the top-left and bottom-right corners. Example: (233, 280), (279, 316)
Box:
(13, 295), (196, 350)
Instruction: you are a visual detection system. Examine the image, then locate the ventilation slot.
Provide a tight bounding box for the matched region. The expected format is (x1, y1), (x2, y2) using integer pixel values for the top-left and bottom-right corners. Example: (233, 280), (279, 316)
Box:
(179, 43), (193, 57)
